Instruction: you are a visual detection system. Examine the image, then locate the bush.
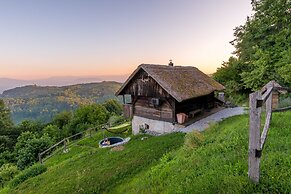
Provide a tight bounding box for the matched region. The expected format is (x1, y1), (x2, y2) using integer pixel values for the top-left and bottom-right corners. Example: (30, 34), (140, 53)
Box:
(102, 99), (122, 115)
(278, 95), (291, 108)
(43, 124), (62, 142)
(52, 111), (72, 129)
(108, 115), (126, 127)
(10, 164), (47, 187)
(15, 132), (53, 169)
(0, 151), (17, 167)
(67, 104), (109, 135)
(0, 164), (19, 187)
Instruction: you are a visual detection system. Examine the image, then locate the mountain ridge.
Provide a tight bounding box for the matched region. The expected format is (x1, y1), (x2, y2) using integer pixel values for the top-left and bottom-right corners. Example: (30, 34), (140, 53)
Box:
(0, 75), (128, 94)
(0, 81), (123, 123)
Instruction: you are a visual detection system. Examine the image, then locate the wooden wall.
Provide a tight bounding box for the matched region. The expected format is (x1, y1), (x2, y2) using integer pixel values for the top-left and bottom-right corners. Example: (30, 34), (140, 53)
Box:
(122, 70), (170, 98)
(134, 97), (174, 122)
(272, 92), (279, 109)
(123, 104), (133, 118)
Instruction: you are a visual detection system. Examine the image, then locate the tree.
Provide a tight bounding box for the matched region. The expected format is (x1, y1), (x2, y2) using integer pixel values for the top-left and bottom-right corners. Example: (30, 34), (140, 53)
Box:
(102, 99), (122, 115)
(66, 104), (109, 135)
(43, 124), (62, 142)
(214, 0), (291, 91)
(0, 100), (13, 135)
(52, 111), (72, 129)
(0, 100), (16, 152)
(0, 136), (14, 153)
(16, 120), (44, 134)
(213, 57), (247, 93)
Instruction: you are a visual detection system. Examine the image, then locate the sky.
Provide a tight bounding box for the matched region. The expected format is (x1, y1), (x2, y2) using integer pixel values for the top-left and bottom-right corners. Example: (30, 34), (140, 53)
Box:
(0, 0), (252, 80)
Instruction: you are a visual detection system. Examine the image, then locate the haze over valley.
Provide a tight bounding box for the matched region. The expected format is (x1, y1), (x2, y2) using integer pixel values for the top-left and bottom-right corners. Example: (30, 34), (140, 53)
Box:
(0, 75), (128, 93)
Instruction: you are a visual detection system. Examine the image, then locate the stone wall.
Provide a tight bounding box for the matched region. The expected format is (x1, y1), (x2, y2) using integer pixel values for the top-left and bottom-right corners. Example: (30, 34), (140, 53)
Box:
(132, 116), (175, 135)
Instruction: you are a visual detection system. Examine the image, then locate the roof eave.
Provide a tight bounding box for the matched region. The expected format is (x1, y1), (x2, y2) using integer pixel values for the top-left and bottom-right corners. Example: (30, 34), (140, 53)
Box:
(115, 65), (143, 96)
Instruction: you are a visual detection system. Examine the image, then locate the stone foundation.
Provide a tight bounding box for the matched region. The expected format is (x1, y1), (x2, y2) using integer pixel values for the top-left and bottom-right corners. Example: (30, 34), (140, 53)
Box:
(132, 116), (175, 135)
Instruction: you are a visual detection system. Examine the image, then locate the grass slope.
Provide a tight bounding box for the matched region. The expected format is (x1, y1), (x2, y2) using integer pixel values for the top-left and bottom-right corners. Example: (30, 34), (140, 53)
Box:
(118, 112), (291, 193)
(2, 111), (291, 193)
(5, 131), (185, 193)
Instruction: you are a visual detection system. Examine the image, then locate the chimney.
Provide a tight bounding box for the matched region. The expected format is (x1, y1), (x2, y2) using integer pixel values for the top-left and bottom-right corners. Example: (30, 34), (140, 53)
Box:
(168, 59), (174, 66)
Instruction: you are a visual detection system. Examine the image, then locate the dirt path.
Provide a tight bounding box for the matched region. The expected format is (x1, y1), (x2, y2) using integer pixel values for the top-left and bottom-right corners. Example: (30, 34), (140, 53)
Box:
(177, 107), (247, 133)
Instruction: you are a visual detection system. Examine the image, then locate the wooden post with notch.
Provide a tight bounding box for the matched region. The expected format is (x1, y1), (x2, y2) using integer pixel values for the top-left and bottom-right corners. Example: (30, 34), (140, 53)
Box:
(248, 91), (262, 183)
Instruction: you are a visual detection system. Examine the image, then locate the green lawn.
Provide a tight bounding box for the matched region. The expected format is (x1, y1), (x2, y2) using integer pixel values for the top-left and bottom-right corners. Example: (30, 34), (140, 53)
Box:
(2, 111), (291, 193)
(4, 130), (185, 194)
(116, 112), (291, 193)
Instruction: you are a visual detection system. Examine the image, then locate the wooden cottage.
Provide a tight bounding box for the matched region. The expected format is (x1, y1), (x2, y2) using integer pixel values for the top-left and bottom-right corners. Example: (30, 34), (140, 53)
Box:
(116, 63), (225, 134)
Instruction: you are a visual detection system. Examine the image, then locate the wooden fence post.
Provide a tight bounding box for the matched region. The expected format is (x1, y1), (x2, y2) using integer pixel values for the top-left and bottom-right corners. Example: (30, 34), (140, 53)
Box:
(64, 138), (67, 152)
(248, 91), (262, 183)
(38, 153), (42, 164)
(266, 92), (272, 116)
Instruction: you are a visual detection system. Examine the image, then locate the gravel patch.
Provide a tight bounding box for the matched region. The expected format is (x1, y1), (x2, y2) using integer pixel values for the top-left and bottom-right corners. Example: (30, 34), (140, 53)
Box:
(177, 107), (247, 133)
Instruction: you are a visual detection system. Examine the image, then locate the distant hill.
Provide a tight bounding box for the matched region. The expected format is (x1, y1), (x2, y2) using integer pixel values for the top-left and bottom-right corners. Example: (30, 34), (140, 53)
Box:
(0, 78), (31, 94)
(0, 81), (123, 124)
(0, 75), (128, 93)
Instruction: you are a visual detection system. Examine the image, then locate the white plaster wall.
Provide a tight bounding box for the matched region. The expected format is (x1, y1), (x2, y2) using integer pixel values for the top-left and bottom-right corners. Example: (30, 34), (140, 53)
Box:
(132, 116), (175, 135)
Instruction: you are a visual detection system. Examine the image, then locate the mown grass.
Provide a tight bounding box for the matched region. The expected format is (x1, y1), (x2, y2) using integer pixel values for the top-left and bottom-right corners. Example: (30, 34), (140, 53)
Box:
(2, 111), (291, 193)
(3, 130), (185, 194)
(115, 112), (291, 193)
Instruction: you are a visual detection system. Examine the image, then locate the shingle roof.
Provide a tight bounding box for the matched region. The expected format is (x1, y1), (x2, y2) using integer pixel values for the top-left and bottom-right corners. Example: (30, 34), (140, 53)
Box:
(116, 64), (225, 102)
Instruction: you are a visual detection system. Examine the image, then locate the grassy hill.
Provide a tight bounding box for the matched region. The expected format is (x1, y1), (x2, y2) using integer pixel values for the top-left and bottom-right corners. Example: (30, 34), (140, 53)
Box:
(1, 111), (290, 193)
(0, 81), (122, 123)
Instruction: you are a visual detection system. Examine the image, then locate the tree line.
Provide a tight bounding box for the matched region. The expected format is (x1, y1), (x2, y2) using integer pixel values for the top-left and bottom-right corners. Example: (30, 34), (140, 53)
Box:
(213, 0), (290, 102)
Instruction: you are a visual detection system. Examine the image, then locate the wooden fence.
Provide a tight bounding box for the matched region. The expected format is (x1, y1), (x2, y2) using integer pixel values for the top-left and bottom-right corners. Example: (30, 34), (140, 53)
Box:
(248, 83), (291, 183)
(38, 124), (106, 164)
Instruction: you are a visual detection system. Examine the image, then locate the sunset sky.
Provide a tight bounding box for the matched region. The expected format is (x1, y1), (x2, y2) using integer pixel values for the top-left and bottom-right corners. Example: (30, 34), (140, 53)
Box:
(0, 0), (252, 80)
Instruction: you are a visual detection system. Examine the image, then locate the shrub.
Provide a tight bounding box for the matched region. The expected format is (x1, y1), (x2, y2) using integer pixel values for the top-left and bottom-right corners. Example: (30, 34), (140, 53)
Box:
(43, 124), (62, 142)
(10, 164), (47, 187)
(184, 131), (204, 149)
(67, 104), (109, 134)
(278, 96), (291, 108)
(0, 164), (19, 187)
(15, 132), (53, 169)
(108, 115), (126, 127)
(0, 151), (17, 167)
(102, 99), (122, 115)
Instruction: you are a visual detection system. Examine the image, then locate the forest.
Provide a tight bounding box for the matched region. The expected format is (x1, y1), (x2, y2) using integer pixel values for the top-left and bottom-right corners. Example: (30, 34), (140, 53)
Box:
(213, 0), (291, 103)
(0, 81), (122, 124)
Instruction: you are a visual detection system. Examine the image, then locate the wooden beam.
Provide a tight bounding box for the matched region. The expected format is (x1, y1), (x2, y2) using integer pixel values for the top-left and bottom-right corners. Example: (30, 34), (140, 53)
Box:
(273, 86), (291, 93)
(39, 139), (65, 156)
(260, 112), (272, 150)
(260, 91), (273, 150)
(173, 100), (176, 123)
(261, 87), (273, 103)
(248, 91), (262, 183)
(273, 106), (291, 112)
(38, 125), (100, 164)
